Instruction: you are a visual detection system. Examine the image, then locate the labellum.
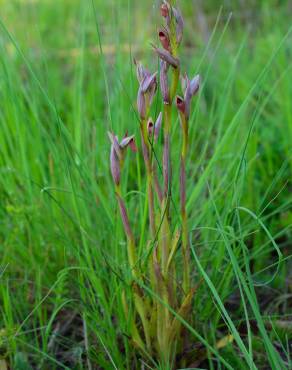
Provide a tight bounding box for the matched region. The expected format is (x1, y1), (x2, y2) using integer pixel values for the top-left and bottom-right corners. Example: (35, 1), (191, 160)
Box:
(158, 28), (170, 51)
(176, 95), (186, 115)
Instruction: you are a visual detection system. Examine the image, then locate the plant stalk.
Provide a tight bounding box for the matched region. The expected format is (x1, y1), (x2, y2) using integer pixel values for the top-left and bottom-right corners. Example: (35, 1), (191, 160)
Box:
(140, 119), (156, 238)
(179, 112), (190, 293)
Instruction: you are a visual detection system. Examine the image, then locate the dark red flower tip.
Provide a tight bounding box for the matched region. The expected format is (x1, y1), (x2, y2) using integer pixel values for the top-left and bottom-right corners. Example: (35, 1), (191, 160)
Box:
(158, 29), (170, 51)
(176, 95), (186, 114)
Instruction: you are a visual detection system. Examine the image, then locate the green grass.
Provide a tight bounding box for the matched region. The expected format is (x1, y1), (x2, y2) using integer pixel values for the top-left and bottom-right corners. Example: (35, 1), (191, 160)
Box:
(0, 0), (291, 369)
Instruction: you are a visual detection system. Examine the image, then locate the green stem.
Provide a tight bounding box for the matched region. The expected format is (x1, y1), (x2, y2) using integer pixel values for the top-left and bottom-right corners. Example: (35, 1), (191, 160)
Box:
(179, 113), (190, 293)
(115, 186), (152, 354)
(141, 120), (156, 238)
(115, 185), (137, 277)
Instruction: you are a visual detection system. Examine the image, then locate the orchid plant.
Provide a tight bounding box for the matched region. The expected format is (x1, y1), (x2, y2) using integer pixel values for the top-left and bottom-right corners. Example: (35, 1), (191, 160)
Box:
(109, 1), (200, 366)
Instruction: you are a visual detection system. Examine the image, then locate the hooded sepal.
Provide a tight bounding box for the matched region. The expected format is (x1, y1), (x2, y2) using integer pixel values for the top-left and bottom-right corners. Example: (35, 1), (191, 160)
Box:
(108, 132), (136, 186)
(152, 45), (179, 68)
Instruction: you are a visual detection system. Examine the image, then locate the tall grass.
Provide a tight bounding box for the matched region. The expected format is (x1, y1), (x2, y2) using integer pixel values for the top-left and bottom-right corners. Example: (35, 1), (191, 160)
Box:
(0, 0), (291, 369)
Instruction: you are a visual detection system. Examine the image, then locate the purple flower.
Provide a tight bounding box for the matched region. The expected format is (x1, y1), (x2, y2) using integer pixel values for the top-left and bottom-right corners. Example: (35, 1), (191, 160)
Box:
(152, 46), (179, 68)
(147, 112), (162, 142)
(108, 132), (136, 185)
(140, 72), (158, 93)
(175, 95), (186, 115)
(135, 60), (150, 84)
(173, 7), (184, 45)
(178, 74), (201, 119)
(135, 61), (158, 119)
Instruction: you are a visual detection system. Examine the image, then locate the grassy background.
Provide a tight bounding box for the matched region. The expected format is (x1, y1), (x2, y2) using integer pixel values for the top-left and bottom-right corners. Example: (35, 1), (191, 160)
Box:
(0, 0), (291, 369)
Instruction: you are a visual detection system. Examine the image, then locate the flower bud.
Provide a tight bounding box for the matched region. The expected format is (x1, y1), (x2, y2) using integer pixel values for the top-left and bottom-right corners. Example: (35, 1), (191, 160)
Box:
(134, 59), (149, 84)
(173, 7), (184, 44)
(140, 72), (157, 94)
(108, 132), (122, 160)
(154, 112), (162, 142)
(189, 75), (200, 96)
(183, 74), (201, 119)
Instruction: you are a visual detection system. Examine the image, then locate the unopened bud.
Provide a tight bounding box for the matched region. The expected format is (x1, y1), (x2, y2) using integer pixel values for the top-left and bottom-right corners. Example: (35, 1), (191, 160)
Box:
(154, 112), (162, 142)
(173, 7), (184, 44)
(184, 74), (201, 119)
(189, 75), (200, 96)
(134, 59), (149, 84)
(140, 72), (157, 94)
(108, 132), (122, 160)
